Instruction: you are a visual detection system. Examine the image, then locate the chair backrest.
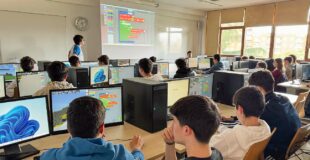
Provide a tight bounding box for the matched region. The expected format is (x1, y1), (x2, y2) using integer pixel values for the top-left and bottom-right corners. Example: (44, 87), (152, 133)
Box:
(294, 91), (309, 118)
(285, 124), (310, 159)
(243, 128), (277, 160)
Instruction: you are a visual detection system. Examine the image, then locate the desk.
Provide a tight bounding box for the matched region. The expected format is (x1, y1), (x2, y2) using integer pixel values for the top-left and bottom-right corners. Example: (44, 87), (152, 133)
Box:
(278, 81), (309, 94)
(275, 92), (298, 104)
(22, 104), (235, 160)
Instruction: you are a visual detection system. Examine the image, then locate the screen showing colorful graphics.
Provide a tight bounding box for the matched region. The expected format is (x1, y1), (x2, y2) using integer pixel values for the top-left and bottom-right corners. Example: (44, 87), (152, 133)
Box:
(0, 97), (49, 147)
(157, 63), (169, 77)
(189, 75), (213, 98)
(109, 66), (134, 85)
(90, 66), (109, 85)
(0, 63), (21, 81)
(188, 58), (198, 68)
(50, 87), (123, 133)
(167, 79), (189, 107)
(17, 72), (51, 97)
(0, 75), (5, 98)
(101, 4), (155, 45)
(81, 62), (98, 68)
(198, 57), (211, 69)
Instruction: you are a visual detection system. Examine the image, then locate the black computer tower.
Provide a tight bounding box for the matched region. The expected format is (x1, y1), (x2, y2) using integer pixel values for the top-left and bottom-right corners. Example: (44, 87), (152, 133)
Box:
(67, 67), (89, 88)
(212, 71), (249, 106)
(123, 78), (167, 133)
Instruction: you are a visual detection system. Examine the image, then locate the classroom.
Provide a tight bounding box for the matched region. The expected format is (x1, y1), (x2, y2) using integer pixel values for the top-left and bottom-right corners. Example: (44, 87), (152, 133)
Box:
(0, 0), (309, 160)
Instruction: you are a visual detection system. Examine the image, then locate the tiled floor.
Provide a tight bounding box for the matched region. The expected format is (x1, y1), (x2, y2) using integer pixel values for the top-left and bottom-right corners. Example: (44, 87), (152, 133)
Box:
(289, 141), (310, 160)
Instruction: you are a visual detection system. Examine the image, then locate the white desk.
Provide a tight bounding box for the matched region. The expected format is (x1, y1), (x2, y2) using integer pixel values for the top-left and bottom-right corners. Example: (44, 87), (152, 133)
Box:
(275, 92), (298, 104)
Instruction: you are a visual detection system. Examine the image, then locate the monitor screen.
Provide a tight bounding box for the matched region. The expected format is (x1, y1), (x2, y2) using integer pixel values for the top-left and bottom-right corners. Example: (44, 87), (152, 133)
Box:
(130, 59), (139, 66)
(189, 75), (213, 98)
(118, 59), (130, 66)
(0, 75), (5, 98)
(90, 66), (109, 85)
(109, 66), (134, 85)
(239, 61), (249, 69)
(50, 87), (123, 134)
(221, 60), (230, 70)
(0, 96), (50, 147)
(166, 79), (189, 107)
(81, 61), (98, 68)
(188, 58), (198, 68)
(302, 64), (310, 81)
(198, 57), (211, 69)
(0, 63), (21, 81)
(157, 63), (169, 77)
(169, 63), (178, 79)
(17, 72), (51, 97)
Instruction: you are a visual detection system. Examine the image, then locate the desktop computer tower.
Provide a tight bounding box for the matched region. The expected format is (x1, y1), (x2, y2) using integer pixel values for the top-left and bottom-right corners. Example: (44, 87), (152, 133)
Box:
(67, 67), (89, 88)
(212, 71), (249, 106)
(123, 78), (167, 133)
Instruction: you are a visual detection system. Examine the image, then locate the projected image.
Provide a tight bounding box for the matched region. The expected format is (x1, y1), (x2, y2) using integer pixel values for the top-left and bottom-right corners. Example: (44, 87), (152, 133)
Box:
(0, 64), (20, 81)
(0, 97), (49, 147)
(90, 66), (109, 85)
(189, 75), (213, 98)
(17, 72), (51, 97)
(109, 66), (134, 85)
(157, 63), (169, 77)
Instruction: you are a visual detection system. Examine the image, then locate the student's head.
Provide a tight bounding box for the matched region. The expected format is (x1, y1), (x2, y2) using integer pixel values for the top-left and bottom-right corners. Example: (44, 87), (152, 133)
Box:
(170, 95), (221, 145)
(67, 96), (105, 138)
(175, 58), (187, 69)
(266, 59), (275, 72)
(187, 51), (192, 58)
(233, 86), (265, 124)
(47, 61), (69, 82)
(248, 70), (275, 94)
(73, 35), (84, 45)
(20, 56), (36, 72)
(138, 58), (153, 77)
(98, 55), (109, 66)
(149, 56), (157, 63)
(241, 56), (248, 61)
(249, 56), (255, 59)
(289, 54), (297, 64)
(256, 61), (267, 69)
(274, 58), (283, 71)
(284, 56), (293, 66)
(213, 54), (221, 64)
(69, 56), (81, 67)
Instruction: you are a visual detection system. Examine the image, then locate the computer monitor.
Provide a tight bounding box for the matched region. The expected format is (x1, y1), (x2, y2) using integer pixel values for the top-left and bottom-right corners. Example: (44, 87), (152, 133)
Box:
(221, 60), (230, 70)
(248, 60), (260, 69)
(0, 63), (21, 81)
(118, 59), (130, 67)
(0, 75), (6, 98)
(166, 79), (189, 107)
(130, 59), (139, 66)
(239, 61), (249, 68)
(169, 63), (178, 79)
(189, 75), (213, 98)
(198, 57), (211, 70)
(81, 61), (98, 68)
(188, 58), (198, 68)
(232, 61), (239, 70)
(17, 71), (51, 97)
(50, 87), (123, 134)
(0, 96), (49, 159)
(109, 66), (135, 85)
(37, 61), (51, 71)
(301, 64), (310, 81)
(134, 63), (158, 77)
(157, 63), (169, 78)
(90, 66), (109, 85)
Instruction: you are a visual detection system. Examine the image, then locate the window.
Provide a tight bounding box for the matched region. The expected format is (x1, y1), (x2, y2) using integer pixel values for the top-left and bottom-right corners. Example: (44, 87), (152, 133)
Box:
(220, 28), (243, 55)
(274, 25), (308, 60)
(244, 26), (272, 58)
(158, 27), (183, 54)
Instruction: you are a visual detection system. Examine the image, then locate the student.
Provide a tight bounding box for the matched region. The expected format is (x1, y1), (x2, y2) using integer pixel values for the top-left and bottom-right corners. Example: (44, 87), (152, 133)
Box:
(284, 56), (293, 81)
(248, 70), (301, 159)
(186, 51), (193, 59)
(138, 58), (163, 81)
(272, 58), (287, 92)
(149, 56), (157, 63)
(249, 56), (255, 59)
(210, 86), (271, 160)
(256, 61), (267, 70)
(266, 59), (275, 72)
(241, 56), (248, 61)
(40, 96), (144, 160)
(69, 35), (85, 61)
(162, 95), (223, 160)
(289, 54), (298, 65)
(34, 61), (74, 97)
(98, 55), (109, 66)
(69, 56), (81, 67)
(6, 56), (36, 97)
(174, 58), (196, 79)
(304, 92), (310, 118)
(205, 54), (223, 74)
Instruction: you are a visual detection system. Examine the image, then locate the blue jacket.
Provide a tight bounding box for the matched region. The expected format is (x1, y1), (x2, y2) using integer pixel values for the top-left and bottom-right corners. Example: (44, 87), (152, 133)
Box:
(205, 61), (224, 74)
(262, 92), (301, 159)
(40, 137), (144, 160)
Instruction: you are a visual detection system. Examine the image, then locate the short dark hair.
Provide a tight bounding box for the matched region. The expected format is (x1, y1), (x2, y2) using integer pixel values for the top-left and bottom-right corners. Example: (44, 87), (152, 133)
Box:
(284, 56), (293, 64)
(67, 96), (105, 138)
(249, 56), (255, 59)
(266, 59), (275, 72)
(47, 61), (69, 81)
(213, 54), (221, 61)
(233, 86), (265, 117)
(20, 56), (36, 72)
(73, 35), (84, 45)
(150, 56), (157, 63)
(98, 55), (109, 65)
(257, 61), (267, 69)
(69, 56), (80, 67)
(175, 58), (187, 69)
(248, 70), (275, 93)
(289, 54), (297, 63)
(170, 95), (221, 143)
(241, 56), (248, 60)
(138, 58), (153, 74)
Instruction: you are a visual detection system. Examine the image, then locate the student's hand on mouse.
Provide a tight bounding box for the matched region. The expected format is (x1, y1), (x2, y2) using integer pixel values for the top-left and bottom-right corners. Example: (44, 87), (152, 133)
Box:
(130, 135), (144, 151)
(162, 127), (175, 145)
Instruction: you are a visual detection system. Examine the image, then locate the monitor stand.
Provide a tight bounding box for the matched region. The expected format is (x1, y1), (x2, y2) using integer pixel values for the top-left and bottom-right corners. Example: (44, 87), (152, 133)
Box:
(0, 144), (40, 160)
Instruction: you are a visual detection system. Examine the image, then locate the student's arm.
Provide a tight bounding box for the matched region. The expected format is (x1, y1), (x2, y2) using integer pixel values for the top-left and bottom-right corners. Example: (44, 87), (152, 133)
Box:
(129, 135), (145, 160)
(162, 127), (177, 160)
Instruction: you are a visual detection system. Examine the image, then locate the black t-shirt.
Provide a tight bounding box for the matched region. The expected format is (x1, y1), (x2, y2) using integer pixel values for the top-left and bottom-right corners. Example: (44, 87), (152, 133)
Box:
(185, 148), (223, 160)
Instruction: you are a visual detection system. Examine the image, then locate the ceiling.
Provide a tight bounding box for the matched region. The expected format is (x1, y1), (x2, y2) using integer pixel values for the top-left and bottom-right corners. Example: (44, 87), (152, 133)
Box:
(157, 0), (289, 11)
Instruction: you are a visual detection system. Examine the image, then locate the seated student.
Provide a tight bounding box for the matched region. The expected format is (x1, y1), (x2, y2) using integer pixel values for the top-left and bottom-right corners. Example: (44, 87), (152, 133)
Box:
(210, 86), (271, 160)
(40, 96), (144, 160)
(289, 54), (298, 65)
(174, 58), (196, 79)
(34, 61), (74, 97)
(284, 56), (293, 81)
(162, 95), (223, 160)
(272, 58), (287, 92)
(138, 58), (163, 81)
(98, 55), (109, 66)
(69, 56), (81, 67)
(241, 56), (248, 61)
(149, 56), (157, 63)
(266, 59), (275, 72)
(248, 70), (301, 159)
(304, 92), (310, 118)
(204, 54), (224, 74)
(249, 56), (255, 59)
(6, 56), (36, 97)
(256, 61), (267, 70)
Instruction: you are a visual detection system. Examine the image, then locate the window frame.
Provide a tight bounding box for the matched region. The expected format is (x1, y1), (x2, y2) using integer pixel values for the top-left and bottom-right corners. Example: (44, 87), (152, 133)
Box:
(219, 26), (245, 57)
